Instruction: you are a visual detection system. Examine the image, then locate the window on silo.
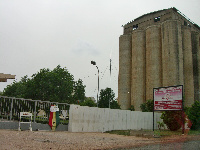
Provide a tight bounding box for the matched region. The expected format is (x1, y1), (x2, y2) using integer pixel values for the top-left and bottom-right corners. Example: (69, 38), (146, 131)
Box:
(154, 16), (160, 22)
(133, 24), (138, 30)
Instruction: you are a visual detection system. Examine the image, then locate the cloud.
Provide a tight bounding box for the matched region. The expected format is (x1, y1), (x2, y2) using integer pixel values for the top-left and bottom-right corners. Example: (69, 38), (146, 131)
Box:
(71, 39), (100, 56)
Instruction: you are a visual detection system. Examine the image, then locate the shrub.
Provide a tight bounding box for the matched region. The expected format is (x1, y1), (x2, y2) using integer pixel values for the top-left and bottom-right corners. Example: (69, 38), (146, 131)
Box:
(140, 100), (153, 112)
(129, 105), (135, 111)
(161, 111), (184, 131)
(186, 101), (200, 130)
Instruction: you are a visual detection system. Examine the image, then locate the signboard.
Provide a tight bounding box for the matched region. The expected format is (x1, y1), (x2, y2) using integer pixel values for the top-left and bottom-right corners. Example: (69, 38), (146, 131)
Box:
(50, 105), (59, 112)
(153, 85), (183, 111)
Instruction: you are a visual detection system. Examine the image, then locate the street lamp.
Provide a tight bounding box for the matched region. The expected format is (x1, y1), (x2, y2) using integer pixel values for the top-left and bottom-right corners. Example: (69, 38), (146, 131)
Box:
(91, 61), (99, 107)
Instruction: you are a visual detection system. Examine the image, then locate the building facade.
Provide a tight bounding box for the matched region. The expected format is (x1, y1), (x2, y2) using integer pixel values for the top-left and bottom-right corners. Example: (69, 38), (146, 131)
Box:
(118, 7), (200, 110)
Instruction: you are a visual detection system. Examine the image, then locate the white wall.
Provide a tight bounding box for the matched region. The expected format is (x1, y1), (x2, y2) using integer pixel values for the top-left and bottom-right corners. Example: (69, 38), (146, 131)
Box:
(68, 105), (163, 132)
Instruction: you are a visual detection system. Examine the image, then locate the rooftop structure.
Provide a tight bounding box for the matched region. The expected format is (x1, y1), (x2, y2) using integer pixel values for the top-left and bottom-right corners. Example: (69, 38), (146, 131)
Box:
(0, 73), (15, 82)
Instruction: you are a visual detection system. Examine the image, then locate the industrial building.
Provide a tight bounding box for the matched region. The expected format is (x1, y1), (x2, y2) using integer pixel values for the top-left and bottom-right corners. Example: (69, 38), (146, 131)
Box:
(118, 7), (200, 110)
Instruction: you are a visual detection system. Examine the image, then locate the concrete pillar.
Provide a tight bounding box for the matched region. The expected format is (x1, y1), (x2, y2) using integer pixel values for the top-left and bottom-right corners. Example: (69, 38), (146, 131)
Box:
(118, 34), (132, 110)
(191, 31), (200, 101)
(131, 30), (146, 110)
(146, 25), (162, 100)
(182, 26), (194, 107)
(161, 20), (184, 87)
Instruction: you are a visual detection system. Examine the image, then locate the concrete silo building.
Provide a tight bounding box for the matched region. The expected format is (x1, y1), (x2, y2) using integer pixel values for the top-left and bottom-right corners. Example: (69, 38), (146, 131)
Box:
(118, 7), (200, 110)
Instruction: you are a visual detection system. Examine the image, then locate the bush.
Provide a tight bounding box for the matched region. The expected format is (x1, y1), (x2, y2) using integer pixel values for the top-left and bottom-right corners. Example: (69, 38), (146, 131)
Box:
(140, 100), (153, 112)
(160, 111), (184, 131)
(129, 105), (135, 111)
(80, 99), (97, 107)
(186, 101), (200, 130)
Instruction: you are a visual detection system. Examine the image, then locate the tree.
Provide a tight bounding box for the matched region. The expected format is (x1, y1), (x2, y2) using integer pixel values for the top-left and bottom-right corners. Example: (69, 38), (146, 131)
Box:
(3, 65), (85, 104)
(80, 97), (97, 107)
(73, 79), (86, 102)
(186, 101), (200, 130)
(3, 75), (29, 98)
(140, 100), (154, 112)
(160, 111), (183, 131)
(98, 87), (120, 109)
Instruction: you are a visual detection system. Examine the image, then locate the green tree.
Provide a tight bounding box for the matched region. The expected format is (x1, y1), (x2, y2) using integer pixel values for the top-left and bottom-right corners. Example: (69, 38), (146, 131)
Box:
(73, 79), (86, 102)
(3, 65), (85, 104)
(3, 75), (29, 98)
(140, 100), (154, 112)
(98, 87), (120, 109)
(80, 97), (97, 107)
(186, 101), (200, 130)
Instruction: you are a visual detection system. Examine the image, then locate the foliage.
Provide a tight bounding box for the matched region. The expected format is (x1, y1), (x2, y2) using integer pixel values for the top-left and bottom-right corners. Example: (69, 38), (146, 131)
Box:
(3, 65), (86, 104)
(80, 97), (97, 107)
(73, 79), (86, 102)
(129, 105), (135, 111)
(157, 121), (165, 131)
(110, 100), (121, 109)
(140, 100), (153, 112)
(160, 111), (184, 131)
(186, 101), (200, 130)
(98, 87), (120, 109)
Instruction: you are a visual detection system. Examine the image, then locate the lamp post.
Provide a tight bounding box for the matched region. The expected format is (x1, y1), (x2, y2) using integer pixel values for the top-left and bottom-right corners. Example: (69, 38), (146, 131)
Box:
(91, 61), (99, 107)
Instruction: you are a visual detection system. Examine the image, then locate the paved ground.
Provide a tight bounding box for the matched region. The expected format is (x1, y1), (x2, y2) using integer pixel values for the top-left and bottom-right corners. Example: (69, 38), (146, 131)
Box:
(0, 130), (199, 150)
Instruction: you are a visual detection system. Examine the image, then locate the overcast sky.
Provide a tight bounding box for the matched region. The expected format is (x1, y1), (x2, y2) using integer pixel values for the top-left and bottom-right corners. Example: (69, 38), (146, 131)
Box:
(0, 0), (200, 100)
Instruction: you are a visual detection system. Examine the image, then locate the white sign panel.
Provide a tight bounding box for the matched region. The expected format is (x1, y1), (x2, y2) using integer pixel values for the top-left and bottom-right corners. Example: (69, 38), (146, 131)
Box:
(154, 85), (183, 111)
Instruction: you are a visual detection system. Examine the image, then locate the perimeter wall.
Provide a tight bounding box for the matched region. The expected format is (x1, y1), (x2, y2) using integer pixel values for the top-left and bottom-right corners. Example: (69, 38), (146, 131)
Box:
(68, 105), (162, 132)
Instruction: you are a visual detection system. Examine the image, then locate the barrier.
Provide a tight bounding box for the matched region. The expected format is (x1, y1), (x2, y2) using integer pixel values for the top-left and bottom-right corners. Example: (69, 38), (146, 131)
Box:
(68, 105), (163, 132)
(18, 112), (32, 131)
(0, 96), (69, 126)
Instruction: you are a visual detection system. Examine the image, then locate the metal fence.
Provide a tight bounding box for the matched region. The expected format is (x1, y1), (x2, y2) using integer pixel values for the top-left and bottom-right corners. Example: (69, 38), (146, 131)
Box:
(0, 96), (70, 125)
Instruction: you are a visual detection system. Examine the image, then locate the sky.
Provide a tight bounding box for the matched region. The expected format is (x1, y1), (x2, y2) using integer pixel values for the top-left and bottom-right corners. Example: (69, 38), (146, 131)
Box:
(0, 0), (200, 100)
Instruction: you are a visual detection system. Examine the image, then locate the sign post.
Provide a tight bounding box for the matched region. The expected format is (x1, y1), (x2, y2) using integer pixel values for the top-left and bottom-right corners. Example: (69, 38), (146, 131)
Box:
(153, 85), (184, 133)
(49, 105), (60, 131)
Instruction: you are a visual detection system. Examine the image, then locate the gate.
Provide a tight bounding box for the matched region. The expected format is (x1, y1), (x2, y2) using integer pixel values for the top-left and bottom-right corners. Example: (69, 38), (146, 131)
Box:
(0, 96), (70, 130)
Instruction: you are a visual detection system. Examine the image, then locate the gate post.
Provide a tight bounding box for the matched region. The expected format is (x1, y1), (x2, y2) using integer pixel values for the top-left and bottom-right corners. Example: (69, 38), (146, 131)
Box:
(34, 101), (37, 123)
(10, 97), (13, 120)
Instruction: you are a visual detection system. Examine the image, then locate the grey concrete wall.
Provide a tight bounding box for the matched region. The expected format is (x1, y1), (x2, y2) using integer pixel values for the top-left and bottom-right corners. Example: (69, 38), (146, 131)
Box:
(146, 25), (162, 100)
(131, 30), (146, 110)
(118, 34), (132, 110)
(68, 105), (163, 132)
(182, 26), (195, 107)
(192, 31), (200, 101)
(161, 20), (184, 87)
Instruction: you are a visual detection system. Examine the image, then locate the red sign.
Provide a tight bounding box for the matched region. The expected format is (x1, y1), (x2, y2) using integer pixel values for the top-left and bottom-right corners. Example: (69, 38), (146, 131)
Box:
(154, 85), (183, 111)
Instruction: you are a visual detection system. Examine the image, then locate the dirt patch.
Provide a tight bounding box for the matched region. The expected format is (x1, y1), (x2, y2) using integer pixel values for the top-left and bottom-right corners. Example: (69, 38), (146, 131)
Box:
(0, 129), (199, 150)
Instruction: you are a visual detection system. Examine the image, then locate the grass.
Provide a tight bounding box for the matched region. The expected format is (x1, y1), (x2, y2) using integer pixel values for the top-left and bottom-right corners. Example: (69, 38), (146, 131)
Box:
(187, 129), (200, 135)
(154, 129), (200, 136)
(107, 129), (200, 137)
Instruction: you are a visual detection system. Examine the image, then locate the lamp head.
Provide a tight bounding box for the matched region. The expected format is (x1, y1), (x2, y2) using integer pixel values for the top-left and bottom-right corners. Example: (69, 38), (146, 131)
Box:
(91, 61), (96, 65)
